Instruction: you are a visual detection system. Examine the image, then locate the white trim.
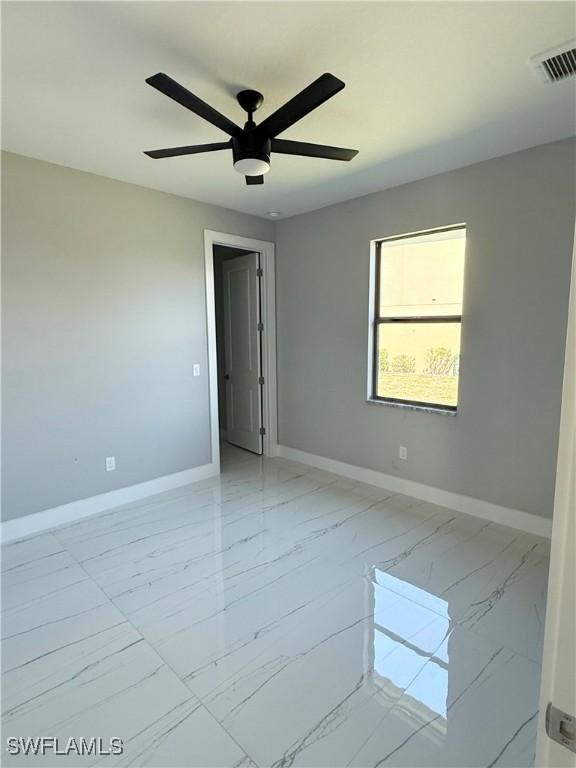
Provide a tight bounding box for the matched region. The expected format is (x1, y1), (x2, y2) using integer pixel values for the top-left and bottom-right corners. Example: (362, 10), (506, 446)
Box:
(1, 462), (219, 544)
(204, 230), (277, 460)
(276, 444), (552, 538)
(535, 222), (575, 766)
(366, 238), (378, 401)
(261, 242), (278, 457)
(204, 232), (221, 471)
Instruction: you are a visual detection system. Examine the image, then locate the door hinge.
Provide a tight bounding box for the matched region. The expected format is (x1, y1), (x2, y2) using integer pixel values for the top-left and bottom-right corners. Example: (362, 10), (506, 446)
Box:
(258, 376), (265, 385)
(259, 426), (266, 435)
(257, 322), (264, 332)
(256, 267), (263, 277)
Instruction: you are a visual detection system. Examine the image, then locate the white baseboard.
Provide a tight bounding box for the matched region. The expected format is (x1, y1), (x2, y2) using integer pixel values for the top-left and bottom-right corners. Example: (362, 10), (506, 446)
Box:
(276, 445), (552, 538)
(3, 447), (552, 544)
(1, 462), (220, 544)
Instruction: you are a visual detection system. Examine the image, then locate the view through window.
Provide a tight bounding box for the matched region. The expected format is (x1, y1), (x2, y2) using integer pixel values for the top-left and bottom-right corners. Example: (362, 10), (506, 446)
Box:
(372, 226), (466, 410)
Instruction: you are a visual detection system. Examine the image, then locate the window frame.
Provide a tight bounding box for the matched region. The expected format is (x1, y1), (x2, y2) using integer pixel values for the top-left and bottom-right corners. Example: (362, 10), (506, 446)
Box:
(369, 224), (466, 413)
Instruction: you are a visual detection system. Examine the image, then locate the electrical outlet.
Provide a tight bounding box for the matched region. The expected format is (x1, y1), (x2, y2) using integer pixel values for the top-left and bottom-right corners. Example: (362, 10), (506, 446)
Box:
(193, 363), (201, 377)
(105, 456), (116, 472)
(399, 446), (408, 461)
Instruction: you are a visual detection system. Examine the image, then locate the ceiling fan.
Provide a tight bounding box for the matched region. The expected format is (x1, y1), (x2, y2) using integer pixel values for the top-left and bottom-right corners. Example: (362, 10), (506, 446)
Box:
(144, 72), (358, 185)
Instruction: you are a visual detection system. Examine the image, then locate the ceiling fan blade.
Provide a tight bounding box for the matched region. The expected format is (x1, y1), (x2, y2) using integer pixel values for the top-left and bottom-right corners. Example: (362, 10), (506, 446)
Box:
(144, 142), (230, 159)
(146, 73), (241, 138)
(255, 73), (345, 140)
(271, 138), (358, 161)
(245, 175), (264, 185)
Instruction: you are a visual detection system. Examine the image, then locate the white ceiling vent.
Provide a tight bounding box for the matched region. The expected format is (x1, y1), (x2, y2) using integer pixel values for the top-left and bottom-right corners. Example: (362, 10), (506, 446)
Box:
(532, 41), (576, 83)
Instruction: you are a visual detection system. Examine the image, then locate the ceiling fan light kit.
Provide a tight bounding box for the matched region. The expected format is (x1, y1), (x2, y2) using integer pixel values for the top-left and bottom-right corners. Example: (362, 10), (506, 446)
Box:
(233, 157), (270, 176)
(144, 73), (358, 185)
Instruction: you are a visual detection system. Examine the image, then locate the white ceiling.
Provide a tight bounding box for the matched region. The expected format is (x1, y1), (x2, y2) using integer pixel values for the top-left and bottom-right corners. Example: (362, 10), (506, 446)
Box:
(2, 1), (575, 219)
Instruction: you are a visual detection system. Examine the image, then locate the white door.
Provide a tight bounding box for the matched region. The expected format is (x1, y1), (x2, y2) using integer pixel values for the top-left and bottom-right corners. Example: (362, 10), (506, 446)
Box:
(223, 252), (263, 454)
(535, 228), (575, 767)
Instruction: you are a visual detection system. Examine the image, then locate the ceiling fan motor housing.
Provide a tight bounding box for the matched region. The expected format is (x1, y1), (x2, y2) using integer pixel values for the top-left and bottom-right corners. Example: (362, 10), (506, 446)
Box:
(231, 133), (271, 169)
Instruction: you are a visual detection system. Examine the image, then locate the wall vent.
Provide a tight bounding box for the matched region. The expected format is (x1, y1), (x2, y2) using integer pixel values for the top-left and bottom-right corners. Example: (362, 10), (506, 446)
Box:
(532, 41), (576, 83)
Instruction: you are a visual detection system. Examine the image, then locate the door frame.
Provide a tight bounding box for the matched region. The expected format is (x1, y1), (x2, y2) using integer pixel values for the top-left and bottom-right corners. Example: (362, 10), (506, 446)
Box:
(204, 230), (277, 468)
(535, 224), (575, 767)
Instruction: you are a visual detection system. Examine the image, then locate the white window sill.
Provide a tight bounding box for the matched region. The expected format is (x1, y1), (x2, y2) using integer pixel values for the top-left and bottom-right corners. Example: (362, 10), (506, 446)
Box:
(366, 398), (457, 416)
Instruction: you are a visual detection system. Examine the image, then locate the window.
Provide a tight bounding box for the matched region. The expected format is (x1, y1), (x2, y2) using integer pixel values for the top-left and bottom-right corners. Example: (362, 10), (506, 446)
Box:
(370, 225), (466, 412)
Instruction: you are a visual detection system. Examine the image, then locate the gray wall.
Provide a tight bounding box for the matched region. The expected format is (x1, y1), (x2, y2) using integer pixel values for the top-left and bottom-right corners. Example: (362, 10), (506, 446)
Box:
(1, 152), (273, 521)
(275, 139), (575, 519)
(4, 140), (574, 523)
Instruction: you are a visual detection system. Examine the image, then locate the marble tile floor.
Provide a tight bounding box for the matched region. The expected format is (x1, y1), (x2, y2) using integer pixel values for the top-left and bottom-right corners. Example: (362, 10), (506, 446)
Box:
(1, 444), (550, 767)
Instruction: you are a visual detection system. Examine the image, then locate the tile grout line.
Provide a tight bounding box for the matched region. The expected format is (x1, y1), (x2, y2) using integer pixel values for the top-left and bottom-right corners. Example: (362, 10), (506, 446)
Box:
(49, 521), (263, 768)
(4, 447), (548, 767)
(38, 455), (350, 766)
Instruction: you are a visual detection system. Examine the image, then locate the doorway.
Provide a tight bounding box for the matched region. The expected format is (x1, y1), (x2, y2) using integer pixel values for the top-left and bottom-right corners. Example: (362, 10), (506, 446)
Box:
(214, 245), (263, 453)
(204, 231), (277, 466)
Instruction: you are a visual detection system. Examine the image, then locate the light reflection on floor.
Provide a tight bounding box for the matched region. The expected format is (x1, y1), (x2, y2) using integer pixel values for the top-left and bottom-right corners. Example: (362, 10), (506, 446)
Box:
(370, 569), (450, 724)
(2, 444), (548, 766)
